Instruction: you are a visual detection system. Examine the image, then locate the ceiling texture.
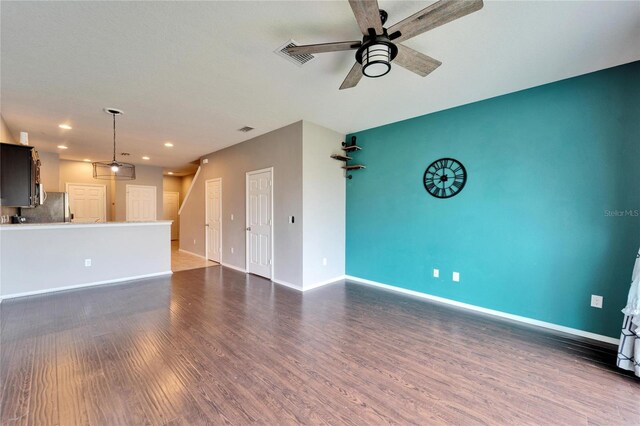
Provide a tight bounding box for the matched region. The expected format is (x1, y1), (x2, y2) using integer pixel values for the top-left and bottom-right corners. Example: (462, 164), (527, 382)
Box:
(1, 1), (639, 172)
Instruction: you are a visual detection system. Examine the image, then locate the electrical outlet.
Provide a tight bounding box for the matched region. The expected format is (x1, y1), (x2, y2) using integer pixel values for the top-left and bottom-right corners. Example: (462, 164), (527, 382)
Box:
(231, 247), (234, 254)
(84, 259), (92, 267)
(591, 295), (603, 309)
(433, 268), (439, 278)
(193, 239), (196, 245)
(452, 272), (460, 282)
(231, 214), (234, 221)
(322, 257), (327, 266)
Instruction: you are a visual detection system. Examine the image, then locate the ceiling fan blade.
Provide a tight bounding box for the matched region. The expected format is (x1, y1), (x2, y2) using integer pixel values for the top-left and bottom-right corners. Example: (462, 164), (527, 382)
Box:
(339, 62), (363, 90)
(388, 0), (484, 43)
(393, 44), (442, 77)
(348, 0), (384, 36)
(285, 41), (362, 56)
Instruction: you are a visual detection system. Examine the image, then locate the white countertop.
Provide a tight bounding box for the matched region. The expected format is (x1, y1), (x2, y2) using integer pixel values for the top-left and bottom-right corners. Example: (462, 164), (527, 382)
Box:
(0, 220), (172, 231)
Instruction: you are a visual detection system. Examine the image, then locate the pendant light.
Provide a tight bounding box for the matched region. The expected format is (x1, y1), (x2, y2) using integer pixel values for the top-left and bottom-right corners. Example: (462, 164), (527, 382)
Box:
(93, 108), (136, 180)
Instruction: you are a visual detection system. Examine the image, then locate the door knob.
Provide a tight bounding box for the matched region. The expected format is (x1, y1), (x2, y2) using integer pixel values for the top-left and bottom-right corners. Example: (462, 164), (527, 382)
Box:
(246, 227), (251, 231)
(205, 223), (209, 227)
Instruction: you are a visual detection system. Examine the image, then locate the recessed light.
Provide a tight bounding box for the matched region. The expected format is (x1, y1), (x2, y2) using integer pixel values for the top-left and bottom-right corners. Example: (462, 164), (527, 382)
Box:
(83, 159), (91, 162)
(58, 124), (72, 130)
(168, 172), (174, 175)
(164, 142), (174, 147)
(142, 156), (150, 160)
(57, 145), (68, 149)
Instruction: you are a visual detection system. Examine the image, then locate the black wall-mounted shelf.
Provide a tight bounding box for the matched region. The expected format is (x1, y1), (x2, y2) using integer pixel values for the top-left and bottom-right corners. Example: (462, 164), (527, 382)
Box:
(343, 165), (366, 170)
(331, 136), (364, 179)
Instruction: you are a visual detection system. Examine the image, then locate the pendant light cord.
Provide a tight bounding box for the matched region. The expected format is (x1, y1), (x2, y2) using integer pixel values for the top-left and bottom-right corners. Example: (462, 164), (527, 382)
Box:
(112, 113), (117, 162)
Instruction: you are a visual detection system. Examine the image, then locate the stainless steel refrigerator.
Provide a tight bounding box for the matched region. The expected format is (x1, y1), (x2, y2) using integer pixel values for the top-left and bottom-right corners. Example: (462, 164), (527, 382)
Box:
(20, 192), (70, 223)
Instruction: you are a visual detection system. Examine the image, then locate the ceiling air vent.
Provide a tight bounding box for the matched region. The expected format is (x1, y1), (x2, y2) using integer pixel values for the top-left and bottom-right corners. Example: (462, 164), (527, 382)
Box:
(274, 40), (314, 66)
(238, 126), (254, 133)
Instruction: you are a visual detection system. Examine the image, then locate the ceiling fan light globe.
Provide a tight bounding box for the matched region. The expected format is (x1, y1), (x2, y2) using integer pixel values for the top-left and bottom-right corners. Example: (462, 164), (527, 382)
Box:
(363, 61), (391, 78)
(361, 43), (392, 78)
(111, 165), (120, 172)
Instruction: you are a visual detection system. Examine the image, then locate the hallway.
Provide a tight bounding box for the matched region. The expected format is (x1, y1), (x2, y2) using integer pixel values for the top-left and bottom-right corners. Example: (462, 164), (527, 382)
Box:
(171, 240), (217, 272)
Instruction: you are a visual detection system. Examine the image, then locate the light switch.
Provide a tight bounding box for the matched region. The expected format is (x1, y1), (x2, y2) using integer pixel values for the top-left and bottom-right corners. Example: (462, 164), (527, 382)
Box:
(452, 272), (460, 282)
(433, 269), (439, 278)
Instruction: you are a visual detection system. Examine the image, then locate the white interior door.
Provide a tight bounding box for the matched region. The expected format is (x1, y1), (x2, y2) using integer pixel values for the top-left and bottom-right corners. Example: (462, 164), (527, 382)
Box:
(205, 179), (222, 262)
(66, 183), (106, 223)
(126, 185), (157, 222)
(246, 168), (272, 279)
(163, 191), (180, 240)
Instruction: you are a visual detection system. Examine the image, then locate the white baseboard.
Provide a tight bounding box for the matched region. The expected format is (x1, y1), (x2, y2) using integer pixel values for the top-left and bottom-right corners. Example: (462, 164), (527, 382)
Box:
(345, 275), (619, 345)
(272, 278), (303, 291)
(0, 271), (173, 300)
(221, 262), (247, 273)
(178, 248), (206, 259)
(304, 275), (346, 291)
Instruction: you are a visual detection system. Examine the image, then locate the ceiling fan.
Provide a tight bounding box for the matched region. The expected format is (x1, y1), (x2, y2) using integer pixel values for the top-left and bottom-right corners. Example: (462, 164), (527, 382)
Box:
(285, 0), (483, 90)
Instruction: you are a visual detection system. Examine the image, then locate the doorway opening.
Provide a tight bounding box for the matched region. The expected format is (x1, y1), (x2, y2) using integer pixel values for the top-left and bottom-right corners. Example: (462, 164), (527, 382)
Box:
(163, 191), (179, 240)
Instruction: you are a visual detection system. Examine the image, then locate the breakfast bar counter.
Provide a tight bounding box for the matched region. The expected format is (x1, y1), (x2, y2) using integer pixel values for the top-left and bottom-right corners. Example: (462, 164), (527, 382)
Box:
(0, 221), (172, 299)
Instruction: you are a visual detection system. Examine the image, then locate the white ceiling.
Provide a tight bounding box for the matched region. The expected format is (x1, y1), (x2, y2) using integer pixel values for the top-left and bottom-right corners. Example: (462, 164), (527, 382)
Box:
(2, 1), (639, 172)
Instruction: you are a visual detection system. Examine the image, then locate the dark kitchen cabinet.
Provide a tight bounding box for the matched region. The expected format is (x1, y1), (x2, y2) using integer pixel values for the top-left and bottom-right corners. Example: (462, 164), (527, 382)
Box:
(0, 143), (37, 207)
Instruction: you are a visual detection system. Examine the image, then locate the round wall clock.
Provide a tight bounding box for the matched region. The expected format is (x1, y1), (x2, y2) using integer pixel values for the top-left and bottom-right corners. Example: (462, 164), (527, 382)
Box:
(423, 158), (467, 199)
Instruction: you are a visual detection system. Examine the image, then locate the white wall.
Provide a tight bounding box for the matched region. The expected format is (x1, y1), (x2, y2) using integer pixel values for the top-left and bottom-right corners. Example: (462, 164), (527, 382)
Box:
(0, 222), (171, 298)
(302, 122), (346, 288)
(0, 114), (16, 143)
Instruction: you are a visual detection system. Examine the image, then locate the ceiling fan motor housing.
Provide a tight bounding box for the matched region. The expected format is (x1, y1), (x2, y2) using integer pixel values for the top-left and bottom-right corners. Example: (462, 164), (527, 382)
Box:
(356, 28), (398, 78)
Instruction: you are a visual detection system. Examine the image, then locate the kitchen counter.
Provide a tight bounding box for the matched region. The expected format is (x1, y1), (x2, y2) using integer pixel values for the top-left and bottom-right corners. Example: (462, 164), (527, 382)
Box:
(0, 221), (172, 299)
(0, 220), (172, 230)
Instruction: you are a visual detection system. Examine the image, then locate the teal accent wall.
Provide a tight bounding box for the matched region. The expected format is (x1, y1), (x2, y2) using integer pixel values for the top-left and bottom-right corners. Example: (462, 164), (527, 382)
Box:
(346, 61), (640, 338)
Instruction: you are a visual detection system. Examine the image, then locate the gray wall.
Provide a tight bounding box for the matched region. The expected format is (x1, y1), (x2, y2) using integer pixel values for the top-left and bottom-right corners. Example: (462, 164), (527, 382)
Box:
(38, 150), (60, 192)
(302, 122), (345, 288)
(163, 176), (183, 200)
(180, 174), (195, 206)
(115, 164), (164, 221)
(0, 222), (171, 298)
(180, 121), (303, 286)
(163, 175), (186, 236)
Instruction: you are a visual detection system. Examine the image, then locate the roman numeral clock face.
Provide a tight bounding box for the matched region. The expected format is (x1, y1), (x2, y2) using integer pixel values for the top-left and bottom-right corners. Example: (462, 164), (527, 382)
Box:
(423, 158), (467, 199)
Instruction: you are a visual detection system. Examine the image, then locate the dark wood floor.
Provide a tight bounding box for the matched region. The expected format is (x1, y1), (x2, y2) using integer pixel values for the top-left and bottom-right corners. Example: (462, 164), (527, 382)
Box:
(1, 267), (639, 425)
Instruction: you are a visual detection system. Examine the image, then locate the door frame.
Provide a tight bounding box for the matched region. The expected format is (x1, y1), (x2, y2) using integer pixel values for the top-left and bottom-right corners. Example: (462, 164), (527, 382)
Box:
(245, 167), (274, 279)
(65, 182), (107, 222)
(125, 184), (157, 221)
(205, 178), (222, 262)
(163, 191), (180, 240)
